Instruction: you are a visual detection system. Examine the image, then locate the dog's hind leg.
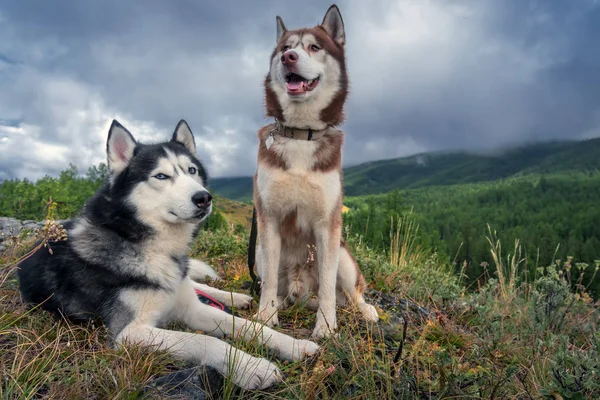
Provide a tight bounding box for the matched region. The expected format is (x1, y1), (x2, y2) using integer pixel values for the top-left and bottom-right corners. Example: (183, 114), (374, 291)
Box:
(190, 281), (253, 309)
(356, 293), (379, 322)
(187, 259), (221, 282)
(177, 277), (319, 362)
(337, 246), (379, 322)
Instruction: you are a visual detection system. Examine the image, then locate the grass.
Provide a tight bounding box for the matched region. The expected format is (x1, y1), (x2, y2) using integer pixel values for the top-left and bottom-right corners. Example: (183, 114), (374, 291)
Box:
(1, 209), (599, 399)
(213, 195), (254, 229)
(485, 224), (525, 302)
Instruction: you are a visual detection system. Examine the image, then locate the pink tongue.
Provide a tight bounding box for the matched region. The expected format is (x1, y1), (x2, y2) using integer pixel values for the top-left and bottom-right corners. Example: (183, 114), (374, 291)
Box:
(286, 81), (305, 91)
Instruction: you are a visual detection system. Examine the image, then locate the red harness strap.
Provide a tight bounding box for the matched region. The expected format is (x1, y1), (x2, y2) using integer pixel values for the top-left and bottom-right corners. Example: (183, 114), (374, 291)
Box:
(194, 289), (237, 316)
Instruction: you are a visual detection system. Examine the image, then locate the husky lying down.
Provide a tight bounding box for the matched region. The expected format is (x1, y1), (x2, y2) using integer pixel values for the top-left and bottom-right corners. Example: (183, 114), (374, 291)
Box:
(17, 120), (319, 390)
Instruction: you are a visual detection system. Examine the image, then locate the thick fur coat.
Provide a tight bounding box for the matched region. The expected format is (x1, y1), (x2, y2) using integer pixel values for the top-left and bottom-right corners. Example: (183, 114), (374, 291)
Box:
(253, 5), (379, 339)
(18, 120), (319, 390)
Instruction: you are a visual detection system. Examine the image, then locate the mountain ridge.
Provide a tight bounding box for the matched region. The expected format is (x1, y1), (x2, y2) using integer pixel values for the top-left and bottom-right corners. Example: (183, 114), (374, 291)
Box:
(209, 137), (600, 201)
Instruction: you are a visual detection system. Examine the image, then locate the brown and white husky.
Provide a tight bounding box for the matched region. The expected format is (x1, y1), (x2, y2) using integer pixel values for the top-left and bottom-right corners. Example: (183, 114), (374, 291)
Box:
(252, 4), (379, 339)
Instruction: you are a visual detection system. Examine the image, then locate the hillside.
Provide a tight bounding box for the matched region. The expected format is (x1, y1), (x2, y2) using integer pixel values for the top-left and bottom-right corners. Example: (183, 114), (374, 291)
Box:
(209, 177), (254, 203)
(1, 142), (599, 398)
(343, 174), (600, 295)
(210, 137), (600, 200)
(2, 212), (599, 398)
(213, 195), (253, 228)
(206, 136), (600, 296)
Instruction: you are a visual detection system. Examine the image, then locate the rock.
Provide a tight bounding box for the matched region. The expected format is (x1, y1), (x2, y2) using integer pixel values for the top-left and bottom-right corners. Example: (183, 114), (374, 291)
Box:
(365, 289), (433, 347)
(0, 217), (23, 238)
(0, 217), (27, 251)
(0, 218), (66, 251)
(366, 289), (432, 321)
(22, 220), (43, 232)
(142, 366), (223, 400)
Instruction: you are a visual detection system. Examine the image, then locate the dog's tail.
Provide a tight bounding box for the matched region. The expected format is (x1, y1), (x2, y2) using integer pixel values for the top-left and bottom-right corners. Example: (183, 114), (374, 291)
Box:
(248, 207), (260, 295)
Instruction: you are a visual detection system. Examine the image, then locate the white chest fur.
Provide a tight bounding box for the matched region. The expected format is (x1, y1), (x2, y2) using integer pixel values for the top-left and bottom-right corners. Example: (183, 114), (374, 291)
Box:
(256, 138), (341, 225)
(140, 223), (195, 289)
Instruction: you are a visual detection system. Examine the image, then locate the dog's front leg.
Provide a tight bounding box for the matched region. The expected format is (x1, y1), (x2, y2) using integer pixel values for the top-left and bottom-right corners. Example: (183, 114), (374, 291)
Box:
(254, 216), (281, 327)
(312, 219), (341, 338)
(116, 323), (281, 390)
(116, 287), (282, 390)
(177, 278), (319, 361)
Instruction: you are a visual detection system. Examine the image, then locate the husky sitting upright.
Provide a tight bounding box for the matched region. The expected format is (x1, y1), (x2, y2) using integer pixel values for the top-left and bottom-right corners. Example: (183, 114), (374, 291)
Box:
(253, 5), (379, 339)
(17, 120), (319, 390)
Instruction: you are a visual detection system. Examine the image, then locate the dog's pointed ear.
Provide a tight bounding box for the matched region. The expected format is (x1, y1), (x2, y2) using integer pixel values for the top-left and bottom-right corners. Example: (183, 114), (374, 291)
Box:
(172, 120), (196, 154)
(276, 16), (287, 42)
(107, 120), (136, 176)
(321, 4), (345, 46)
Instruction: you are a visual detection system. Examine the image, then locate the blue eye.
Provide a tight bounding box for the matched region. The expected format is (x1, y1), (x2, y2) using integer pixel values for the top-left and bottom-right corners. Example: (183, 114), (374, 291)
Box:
(154, 173), (169, 180)
(188, 167), (197, 174)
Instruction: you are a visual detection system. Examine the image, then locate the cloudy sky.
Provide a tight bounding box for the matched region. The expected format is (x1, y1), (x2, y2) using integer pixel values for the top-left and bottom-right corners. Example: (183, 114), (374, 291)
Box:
(1, 0), (599, 181)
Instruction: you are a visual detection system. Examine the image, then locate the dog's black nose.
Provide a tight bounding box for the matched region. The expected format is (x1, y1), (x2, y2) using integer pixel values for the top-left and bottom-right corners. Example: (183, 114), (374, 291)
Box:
(192, 191), (212, 208)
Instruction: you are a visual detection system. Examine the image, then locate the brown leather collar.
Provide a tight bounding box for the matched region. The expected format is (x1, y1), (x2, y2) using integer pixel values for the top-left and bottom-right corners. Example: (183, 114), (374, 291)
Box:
(269, 121), (330, 141)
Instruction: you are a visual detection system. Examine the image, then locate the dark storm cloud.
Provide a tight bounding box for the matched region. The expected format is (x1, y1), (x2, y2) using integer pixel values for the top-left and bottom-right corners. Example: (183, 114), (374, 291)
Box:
(343, 0), (600, 162)
(0, 0), (598, 180)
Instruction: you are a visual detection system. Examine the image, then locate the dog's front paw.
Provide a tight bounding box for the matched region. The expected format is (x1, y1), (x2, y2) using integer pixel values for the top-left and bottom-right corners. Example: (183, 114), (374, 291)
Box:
(311, 321), (337, 339)
(293, 339), (320, 360)
(254, 300), (279, 327)
(277, 296), (288, 309)
(229, 293), (253, 309)
(276, 338), (320, 361)
(253, 308), (279, 327)
(232, 356), (282, 390)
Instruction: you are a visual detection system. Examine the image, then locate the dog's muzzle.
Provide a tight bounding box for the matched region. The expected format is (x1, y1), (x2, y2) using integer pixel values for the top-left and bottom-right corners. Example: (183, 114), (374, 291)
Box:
(192, 191), (212, 209)
(192, 191), (212, 218)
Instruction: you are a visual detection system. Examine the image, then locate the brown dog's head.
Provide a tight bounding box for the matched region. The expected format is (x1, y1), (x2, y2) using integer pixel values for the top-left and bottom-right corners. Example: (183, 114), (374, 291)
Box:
(265, 5), (348, 130)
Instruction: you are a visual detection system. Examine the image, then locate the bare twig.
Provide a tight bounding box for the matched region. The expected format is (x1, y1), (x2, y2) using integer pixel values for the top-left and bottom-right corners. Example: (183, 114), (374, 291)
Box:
(391, 314), (408, 377)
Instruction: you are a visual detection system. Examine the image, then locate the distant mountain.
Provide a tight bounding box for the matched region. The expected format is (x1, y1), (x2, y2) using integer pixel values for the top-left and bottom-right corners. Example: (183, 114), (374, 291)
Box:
(210, 137), (600, 201)
(209, 177), (254, 203)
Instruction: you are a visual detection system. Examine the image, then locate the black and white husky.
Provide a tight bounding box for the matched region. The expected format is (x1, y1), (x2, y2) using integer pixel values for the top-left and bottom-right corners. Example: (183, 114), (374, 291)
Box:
(17, 120), (319, 390)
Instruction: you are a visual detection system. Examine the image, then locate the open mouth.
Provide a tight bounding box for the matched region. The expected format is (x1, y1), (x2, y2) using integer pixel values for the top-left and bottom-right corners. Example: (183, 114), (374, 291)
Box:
(285, 73), (319, 95)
